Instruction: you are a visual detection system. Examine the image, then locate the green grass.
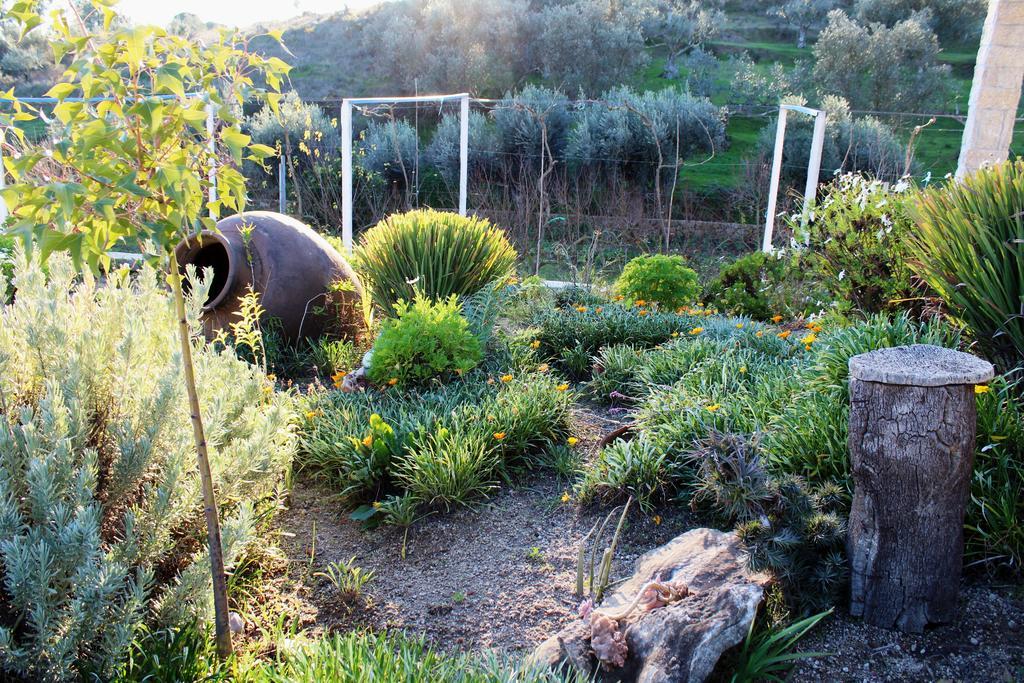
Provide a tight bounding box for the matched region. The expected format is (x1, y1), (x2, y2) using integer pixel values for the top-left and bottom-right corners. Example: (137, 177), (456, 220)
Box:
(681, 115), (765, 192)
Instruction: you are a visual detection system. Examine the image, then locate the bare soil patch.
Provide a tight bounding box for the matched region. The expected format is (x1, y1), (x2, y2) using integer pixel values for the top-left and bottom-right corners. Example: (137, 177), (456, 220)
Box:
(278, 473), (695, 653)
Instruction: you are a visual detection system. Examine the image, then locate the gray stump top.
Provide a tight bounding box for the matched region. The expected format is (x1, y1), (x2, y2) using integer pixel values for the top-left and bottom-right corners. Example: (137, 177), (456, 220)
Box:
(849, 344), (994, 387)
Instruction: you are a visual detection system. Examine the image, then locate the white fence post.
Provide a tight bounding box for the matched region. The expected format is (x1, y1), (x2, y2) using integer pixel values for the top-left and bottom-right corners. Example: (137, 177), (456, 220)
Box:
(0, 127), (6, 222)
(459, 94), (469, 216)
(762, 104), (827, 253)
(278, 157), (286, 214)
(341, 99), (354, 254)
(205, 100), (217, 218)
(803, 110), (828, 219)
(762, 108), (788, 253)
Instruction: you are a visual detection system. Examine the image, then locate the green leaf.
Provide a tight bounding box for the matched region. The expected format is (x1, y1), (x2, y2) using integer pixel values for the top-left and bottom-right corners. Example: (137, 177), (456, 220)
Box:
(220, 128), (250, 165)
(45, 82), (76, 100)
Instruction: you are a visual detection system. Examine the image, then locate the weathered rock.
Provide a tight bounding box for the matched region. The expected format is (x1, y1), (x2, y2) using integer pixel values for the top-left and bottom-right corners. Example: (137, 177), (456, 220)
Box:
(530, 528), (770, 683)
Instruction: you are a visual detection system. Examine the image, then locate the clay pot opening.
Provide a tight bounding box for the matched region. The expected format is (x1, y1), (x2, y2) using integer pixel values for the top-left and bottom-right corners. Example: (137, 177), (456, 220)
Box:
(176, 232), (236, 310)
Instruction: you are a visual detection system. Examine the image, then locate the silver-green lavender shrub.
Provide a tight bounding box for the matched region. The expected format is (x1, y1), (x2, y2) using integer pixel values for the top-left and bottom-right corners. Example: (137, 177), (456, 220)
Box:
(0, 256), (295, 681)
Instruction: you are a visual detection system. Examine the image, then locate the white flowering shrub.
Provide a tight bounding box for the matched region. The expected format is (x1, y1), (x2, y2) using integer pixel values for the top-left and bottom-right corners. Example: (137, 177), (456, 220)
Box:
(0, 256), (295, 681)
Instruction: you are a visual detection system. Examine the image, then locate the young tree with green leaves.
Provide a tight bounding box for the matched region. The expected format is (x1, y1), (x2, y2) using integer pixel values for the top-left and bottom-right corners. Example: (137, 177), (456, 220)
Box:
(0, 0), (287, 658)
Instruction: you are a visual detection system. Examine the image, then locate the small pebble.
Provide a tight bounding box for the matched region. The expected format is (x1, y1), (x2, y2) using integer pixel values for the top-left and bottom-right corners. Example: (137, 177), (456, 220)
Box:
(970, 636), (980, 646)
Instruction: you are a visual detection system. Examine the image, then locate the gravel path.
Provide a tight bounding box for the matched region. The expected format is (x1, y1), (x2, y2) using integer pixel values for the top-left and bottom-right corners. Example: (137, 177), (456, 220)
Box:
(788, 583), (1024, 682)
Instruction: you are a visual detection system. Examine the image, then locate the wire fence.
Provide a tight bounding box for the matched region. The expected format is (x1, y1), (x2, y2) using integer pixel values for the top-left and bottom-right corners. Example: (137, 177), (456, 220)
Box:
(247, 93), (989, 273)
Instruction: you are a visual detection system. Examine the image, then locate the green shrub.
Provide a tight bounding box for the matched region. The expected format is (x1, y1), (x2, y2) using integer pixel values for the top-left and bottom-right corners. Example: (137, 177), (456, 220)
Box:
(968, 377), (1024, 571)
(798, 173), (928, 315)
(298, 379), (494, 500)
(908, 159), (1024, 366)
(356, 209), (517, 314)
(614, 254), (700, 311)
(395, 422), (500, 509)
(532, 302), (692, 378)
(368, 294), (483, 388)
(578, 437), (672, 512)
(246, 92), (338, 169)
(762, 313), (961, 487)
(704, 250), (824, 321)
(0, 234), (14, 292)
(735, 476), (849, 614)
(298, 372), (570, 509)
(0, 257), (295, 681)
(254, 630), (580, 682)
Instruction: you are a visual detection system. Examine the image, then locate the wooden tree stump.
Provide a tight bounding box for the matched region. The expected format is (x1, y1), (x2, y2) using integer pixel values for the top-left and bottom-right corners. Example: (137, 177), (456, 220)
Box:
(847, 344), (994, 634)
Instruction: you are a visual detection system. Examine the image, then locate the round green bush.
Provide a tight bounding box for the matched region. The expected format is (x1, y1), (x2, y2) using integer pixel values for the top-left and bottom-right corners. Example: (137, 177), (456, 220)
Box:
(368, 293), (483, 388)
(614, 254), (699, 311)
(356, 209), (517, 314)
(704, 250), (824, 321)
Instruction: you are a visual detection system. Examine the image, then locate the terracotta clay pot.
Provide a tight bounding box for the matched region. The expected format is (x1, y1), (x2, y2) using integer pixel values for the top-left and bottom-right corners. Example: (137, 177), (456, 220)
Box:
(174, 211), (363, 342)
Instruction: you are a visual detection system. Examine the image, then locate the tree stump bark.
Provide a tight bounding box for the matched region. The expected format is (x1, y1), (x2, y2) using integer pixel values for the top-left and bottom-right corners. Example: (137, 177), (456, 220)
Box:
(847, 344), (994, 634)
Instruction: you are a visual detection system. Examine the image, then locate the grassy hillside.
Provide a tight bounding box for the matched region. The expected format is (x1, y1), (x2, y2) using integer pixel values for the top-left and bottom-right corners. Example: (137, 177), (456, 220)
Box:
(259, 5), (1020, 193)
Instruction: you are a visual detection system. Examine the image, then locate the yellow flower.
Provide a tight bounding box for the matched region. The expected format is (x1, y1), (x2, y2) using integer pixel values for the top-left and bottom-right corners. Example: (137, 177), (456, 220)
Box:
(372, 501), (382, 509)
(638, 309), (649, 316)
(771, 315), (783, 323)
(362, 434), (373, 447)
(538, 363), (550, 372)
(635, 299), (647, 306)
(267, 373), (277, 382)
(576, 305), (588, 313)
(690, 327), (704, 335)
(671, 331), (679, 337)
(493, 432), (506, 441)
(567, 436), (579, 447)
(706, 404), (721, 412)
(613, 295), (624, 302)
(975, 384), (990, 394)
(560, 491), (572, 504)
(387, 377), (399, 386)
(501, 374), (514, 383)
(739, 366), (747, 374)
(652, 515), (662, 526)
(530, 340), (541, 349)
(801, 333), (817, 346)
(778, 330), (792, 340)
(735, 322), (744, 329)
(756, 330), (764, 338)
(555, 383), (570, 392)
(305, 410), (317, 420)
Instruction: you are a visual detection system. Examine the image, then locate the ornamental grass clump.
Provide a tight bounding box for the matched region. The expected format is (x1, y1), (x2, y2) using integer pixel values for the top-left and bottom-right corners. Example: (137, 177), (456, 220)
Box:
(356, 209), (517, 314)
(0, 257), (295, 682)
(908, 159), (1024, 366)
(368, 294), (483, 388)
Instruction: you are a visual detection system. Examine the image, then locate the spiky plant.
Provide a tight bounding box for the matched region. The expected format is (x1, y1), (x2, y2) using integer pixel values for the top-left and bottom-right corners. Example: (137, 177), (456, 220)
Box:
(735, 475), (848, 614)
(687, 431), (776, 524)
(907, 159), (1024, 366)
(355, 209), (517, 314)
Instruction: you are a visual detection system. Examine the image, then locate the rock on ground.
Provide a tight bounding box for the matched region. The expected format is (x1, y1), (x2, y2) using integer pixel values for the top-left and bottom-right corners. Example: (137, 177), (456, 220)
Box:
(530, 528), (770, 683)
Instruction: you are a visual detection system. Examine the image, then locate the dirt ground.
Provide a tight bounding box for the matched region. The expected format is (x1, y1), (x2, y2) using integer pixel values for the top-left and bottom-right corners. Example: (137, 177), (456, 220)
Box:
(277, 473), (695, 653)
(265, 403), (1024, 680)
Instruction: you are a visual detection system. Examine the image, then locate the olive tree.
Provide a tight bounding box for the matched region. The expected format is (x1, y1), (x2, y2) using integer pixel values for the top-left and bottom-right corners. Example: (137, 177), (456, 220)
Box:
(812, 10), (950, 112)
(853, 0), (988, 43)
(0, 0), (286, 658)
(770, 0), (836, 48)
